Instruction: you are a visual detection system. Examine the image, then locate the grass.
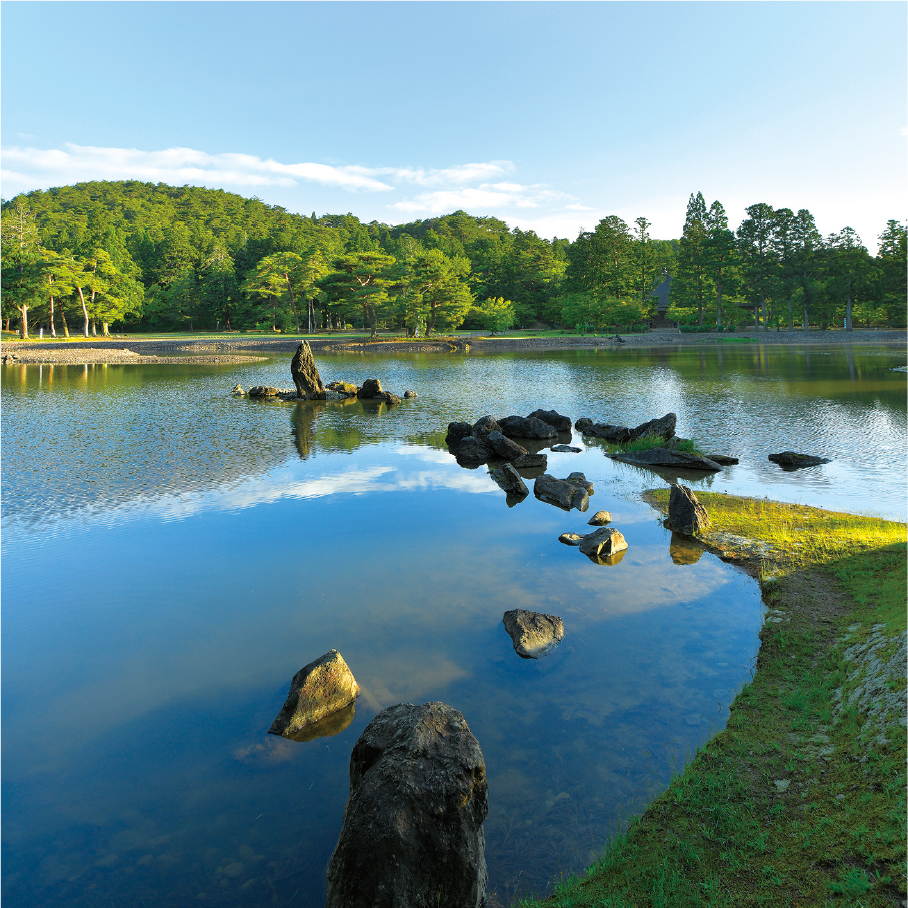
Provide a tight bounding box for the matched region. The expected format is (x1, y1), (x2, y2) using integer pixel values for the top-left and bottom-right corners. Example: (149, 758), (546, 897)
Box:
(516, 494), (906, 908)
(602, 435), (703, 456)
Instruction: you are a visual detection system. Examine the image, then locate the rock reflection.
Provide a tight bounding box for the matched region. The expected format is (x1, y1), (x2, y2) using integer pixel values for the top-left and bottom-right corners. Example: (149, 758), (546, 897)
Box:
(669, 532), (704, 565)
(584, 548), (627, 566)
(285, 700), (357, 742)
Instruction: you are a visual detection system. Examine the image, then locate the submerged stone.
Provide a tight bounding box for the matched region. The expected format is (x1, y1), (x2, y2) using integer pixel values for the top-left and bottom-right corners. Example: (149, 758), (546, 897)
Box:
(502, 609), (564, 659)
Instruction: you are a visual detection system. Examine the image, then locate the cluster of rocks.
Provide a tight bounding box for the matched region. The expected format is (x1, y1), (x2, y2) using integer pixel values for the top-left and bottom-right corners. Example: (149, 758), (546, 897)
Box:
(558, 510), (629, 565)
(237, 342), (416, 404)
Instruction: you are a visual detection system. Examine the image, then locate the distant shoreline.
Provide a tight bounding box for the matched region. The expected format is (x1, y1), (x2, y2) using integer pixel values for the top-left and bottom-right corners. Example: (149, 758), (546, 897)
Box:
(2, 329), (905, 364)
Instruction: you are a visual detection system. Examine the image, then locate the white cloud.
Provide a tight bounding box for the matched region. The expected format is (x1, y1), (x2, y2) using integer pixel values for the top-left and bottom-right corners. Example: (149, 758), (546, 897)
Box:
(389, 182), (571, 215)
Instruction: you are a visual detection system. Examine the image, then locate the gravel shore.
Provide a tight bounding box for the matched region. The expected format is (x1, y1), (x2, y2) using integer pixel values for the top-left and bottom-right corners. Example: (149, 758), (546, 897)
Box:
(2, 329), (904, 365)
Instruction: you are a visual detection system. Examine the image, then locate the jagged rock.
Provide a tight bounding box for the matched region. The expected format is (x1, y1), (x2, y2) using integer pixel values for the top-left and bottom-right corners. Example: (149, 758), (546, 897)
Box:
(558, 533), (585, 546)
(456, 437), (494, 466)
(629, 412), (676, 441)
(357, 378), (383, 399)
(587, 511), (612, 526)
(768, 451), (830, 468)
(512, 453), (547, 470)
(497, 415), (558, 439)
(269, 650), (360, 740)
(527, 409), (573, 432)
(502, 609), (564, 659)
(248, 385), (281, 398)
(551, 444), (582, 453)
(705, 454), (739, 465)
(404, 390), (417, 399)
(489, 463), (528, 497)
(486, 431), (528, 461)
(231, 384), (245, 396)
(290, 341), (325, 399)
(471, 415), (500, 438)
(578, 527), (628, 558)
(667, 483), (710, 536)
(610, 448), (723, 471)
(566, 472), (594, 494)
(446, 422), (474, 449)
(327, 380), (358, 396)
(325, 702), (488, 908)
(373, 391), (401, 405)
(533, 473), (592, 511)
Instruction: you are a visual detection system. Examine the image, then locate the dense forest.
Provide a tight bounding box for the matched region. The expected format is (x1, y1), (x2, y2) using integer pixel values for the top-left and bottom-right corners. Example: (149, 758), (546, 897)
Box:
(1, 181), (904, 338)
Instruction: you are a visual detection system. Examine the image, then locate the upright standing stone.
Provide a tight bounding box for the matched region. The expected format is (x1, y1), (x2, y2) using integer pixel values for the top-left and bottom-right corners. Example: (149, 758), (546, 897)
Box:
(667, 482), (710, 536)
(290, 341), (325, 399)
(326, 702), (488, 908)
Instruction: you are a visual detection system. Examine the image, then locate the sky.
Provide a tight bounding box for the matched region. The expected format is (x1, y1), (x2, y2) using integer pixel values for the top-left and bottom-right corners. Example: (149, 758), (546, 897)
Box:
(2, 1), (905, 250)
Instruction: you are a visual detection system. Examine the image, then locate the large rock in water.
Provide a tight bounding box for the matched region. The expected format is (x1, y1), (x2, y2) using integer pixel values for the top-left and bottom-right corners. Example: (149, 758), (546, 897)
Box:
(667, 482), (710, 536)
(527, 409), (573, 432)
(497, 415), (558, 439)
(768, 451), (830, 468)
(446, 421), (474, 449)
(578, 528), (628, 558)
(325, 702), (488, 908)
(533, 473), (592, 511)
(456, 437), (494, 466)
(486, 430), (528, 461)
(610, 447), (724, 471)
(502, 609), (564, 659)
(357, 378), (383, 399)
(629, 412), (676, 441)
(290, 341), (325, 399)
(269, 650), (360, 740)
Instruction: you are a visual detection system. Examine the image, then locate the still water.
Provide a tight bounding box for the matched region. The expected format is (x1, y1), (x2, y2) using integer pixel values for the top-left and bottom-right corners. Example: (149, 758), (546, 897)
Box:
(2, 344), (905, 907)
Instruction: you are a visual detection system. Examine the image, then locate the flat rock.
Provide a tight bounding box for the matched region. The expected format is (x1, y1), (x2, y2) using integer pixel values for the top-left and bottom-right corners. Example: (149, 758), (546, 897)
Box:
(587, 511), (612, 526)
(667, 482), (710, 536)
(533, 473), (591, 511)
(269, 650), (360, 739)
(551, 444), (582, 453)
(512, 453), (547, 470)
(497, 415), (558, 439)
(704, 453), (739, 465)
(248, 385), (282, 398)
(578, 527), (628, 558)
(489, 463), (528, 497)
(558, 533), (585, 546)
(325, 702), (488, 908)
(610, 448), (723, 471)
(768, 451), (830, 468)
(502, 609), (564, 659)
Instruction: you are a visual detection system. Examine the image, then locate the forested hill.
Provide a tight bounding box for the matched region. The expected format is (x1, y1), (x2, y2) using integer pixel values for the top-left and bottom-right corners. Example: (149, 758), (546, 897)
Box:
(2, 181), (905, 337)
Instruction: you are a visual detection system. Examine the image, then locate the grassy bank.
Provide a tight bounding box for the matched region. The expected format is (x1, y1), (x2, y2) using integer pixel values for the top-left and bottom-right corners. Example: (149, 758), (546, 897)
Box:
(518, 493), (906, 908)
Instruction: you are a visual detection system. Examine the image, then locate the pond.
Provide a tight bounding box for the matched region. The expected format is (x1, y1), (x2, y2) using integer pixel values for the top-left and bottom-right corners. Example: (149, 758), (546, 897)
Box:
(2, 343), (905, 907)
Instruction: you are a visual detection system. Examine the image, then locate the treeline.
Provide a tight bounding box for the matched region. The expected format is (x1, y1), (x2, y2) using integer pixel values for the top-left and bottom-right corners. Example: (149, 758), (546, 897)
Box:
(1, 181), (904, 338)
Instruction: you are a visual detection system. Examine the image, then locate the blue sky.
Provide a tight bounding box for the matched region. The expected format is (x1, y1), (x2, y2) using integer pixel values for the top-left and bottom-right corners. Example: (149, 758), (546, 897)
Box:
(2, 2), (905, 249)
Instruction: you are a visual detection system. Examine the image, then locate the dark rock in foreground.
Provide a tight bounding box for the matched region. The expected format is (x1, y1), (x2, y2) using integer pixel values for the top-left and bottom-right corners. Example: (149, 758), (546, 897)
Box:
(502, 609), (564, 659)
(551, 444), (582, 453)
(578, 527), (628, 558)
(497, 415), (558, 439)
(325, 702), (488, 908)
(768, 451), (830, 468)
(610, 447), (724, 471)
(446, 421), (474, 449)
(527, 408), (573, 432)
(456, 437), (494, 466)
(667, 482), (711, 536)
(291, 341), (325, 400)
(487, 430), (528, 461)
(357, 378), (383, 399)
(533, 473), (593, 511)
(575, 412), (677, 444)
(512, 452), (548, 470)
(489, 463), (529, 498)
(472, 415), (501, 438)
(269, 650), (360, 739)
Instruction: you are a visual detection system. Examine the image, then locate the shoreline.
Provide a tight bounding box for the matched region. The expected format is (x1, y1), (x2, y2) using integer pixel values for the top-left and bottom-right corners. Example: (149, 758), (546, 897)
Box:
(2, 329), (905, 364)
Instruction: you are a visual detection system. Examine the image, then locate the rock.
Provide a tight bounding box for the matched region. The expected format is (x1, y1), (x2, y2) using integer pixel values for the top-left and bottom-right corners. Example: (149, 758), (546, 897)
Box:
(558, 533), (585, 546)
(566, 472), (594, 494)
(403, 390), (417, 399)
(578, 527), (628, 558)
(486, 431), (528, 461)
(587, 511), (612, 526)
(551, 444), (582, 453)
(290, 341), (325, 399)
(323, 389), (348, 402)
(574, 418), (632, 443)
(669, 532), (704, 565)
(327, 380), (359, 396)
(768, 451), (830, 468)
(511, 453), (548, 470)
(533, 473), (591, 511)
(268, 650), (360, 740)
(373, 391), (401, 405)
(248, 385), (281, 398)
(325, 702), (488, 908)
(667, 483), (710, 536)
(472, 415), (501, 438)
(704, 453), (739, 465)
(628, 412), (676, 442)
(502, 609), (564, 659)
(610, 448), (724, 471)
(357, 378), (383, 399)
(231, 384), (245, 396)
(446, 422), (474, 449)
(455, 437), (494, 466)
(489, 463), (528, 497)
(527, 409), (573, 432)
(497, 415), (557, 439)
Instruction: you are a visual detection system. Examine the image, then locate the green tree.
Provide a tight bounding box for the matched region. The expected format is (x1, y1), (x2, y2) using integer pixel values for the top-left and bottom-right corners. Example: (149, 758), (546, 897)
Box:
(564, 216), (634, 298)
(875, 220), (907, 327)
(824, 227), (874, 331)
(737, 203), (778, 330)
(317, 252), (397, 335)
(704, 200), (738, 329)
(405, 249), (474, 337)
(473, 297), (516, 334)
(675, 193), (709, 327)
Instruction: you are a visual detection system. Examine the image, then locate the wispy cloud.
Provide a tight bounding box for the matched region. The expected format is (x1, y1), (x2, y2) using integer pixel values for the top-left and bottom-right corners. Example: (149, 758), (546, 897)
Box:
(390, 182), (571, 215)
